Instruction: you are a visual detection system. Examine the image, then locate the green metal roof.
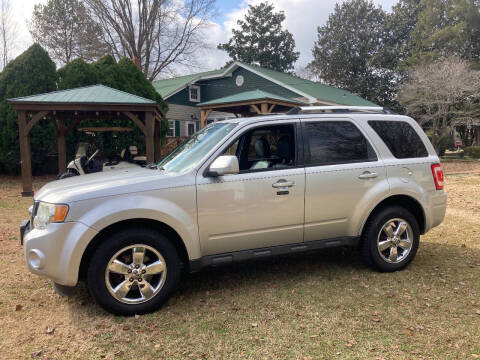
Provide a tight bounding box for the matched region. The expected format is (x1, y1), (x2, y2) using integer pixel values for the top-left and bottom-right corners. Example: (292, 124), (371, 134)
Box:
(241, 63), (377, 106)
(9, 84), (156, 104)
(152, 62), (377, 107)
(152, 69), (224, 98)
(197, 89), (304, 106)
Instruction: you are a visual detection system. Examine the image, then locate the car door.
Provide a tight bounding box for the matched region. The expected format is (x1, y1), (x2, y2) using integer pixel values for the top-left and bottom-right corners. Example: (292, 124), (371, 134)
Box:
(196, 121), (305, 256)
(302, 118), (388, 241)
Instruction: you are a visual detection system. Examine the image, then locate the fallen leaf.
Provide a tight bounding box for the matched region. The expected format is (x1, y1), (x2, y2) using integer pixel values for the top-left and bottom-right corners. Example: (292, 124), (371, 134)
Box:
(15, 304), (22, 311)
(46, 327), (55, 335)
(251, 323), (258, 328)
(476, 310), (480, 315)
(309, 334), (318, 339)
(134, 314), (140, 319)
(31, 350), (42, 358)
(154, 344), (160, 349)
(122, 325), (130, 331)
(404, 329), (414, 336)
(372, 318), (381, 322)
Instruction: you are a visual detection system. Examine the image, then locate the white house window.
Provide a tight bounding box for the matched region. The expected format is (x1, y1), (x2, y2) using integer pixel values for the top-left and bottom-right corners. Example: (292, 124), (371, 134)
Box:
(167, 120), (175, 137)
(189, 85), (200, 102)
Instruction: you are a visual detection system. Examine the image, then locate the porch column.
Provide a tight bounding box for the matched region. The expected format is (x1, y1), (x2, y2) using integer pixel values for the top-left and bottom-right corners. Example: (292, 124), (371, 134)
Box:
(154, 120), (161, 161)
(145, 111), (155, 163)
(200, 109), (212, 128)
(18, 111), (33, 196)
(56, 117), (67, 173)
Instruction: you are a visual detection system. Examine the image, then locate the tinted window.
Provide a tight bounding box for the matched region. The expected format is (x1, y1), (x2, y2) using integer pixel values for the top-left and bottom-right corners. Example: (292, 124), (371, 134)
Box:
(304, 121), (377, 165)
(368, 121), (428, 158)
(222, 124), (296, 171)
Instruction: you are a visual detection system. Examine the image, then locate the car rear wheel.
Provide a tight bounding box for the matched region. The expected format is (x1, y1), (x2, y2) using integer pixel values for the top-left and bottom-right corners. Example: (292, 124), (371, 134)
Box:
(87, 228), (181, 315)
(361, 206), (419, 272)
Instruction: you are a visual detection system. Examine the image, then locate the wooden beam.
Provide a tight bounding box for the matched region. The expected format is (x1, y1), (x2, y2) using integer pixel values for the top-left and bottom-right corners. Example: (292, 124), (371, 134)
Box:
(65, 116), (85, 134)
(18, 111), (33, 196)
(145, 111), (155, 164)
(260, 103), (268, 114)
(123, 111), (146, 135)
(200, 109), (212, 128)
(267, 104), (276, 113)
(154, 121), (161, 161)
(26, 110), (49, 134)
(250, 104), (261, 114)
(56, 117), (67, 174)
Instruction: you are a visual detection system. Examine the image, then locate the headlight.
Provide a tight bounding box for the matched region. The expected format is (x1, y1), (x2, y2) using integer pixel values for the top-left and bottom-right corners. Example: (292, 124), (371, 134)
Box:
(33, 202), (69, 230)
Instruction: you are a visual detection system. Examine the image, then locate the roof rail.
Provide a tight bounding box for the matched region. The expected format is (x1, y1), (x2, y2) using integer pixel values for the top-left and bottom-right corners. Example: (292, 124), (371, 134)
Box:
(287, 106), (392, 115)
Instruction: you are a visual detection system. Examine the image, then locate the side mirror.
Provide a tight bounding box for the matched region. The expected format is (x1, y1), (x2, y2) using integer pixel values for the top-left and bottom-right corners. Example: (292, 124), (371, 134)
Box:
(207, 155), (239, 177)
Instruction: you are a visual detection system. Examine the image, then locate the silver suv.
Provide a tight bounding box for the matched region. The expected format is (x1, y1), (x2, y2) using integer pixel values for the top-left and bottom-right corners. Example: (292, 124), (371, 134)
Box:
(20, 106), (447, 315)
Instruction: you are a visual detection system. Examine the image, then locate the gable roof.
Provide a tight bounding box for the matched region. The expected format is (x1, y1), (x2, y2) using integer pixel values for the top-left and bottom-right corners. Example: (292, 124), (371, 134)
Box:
(152, 61), (377, 107)
(9, 84), (156, 105)
(197, 89), (305, 107)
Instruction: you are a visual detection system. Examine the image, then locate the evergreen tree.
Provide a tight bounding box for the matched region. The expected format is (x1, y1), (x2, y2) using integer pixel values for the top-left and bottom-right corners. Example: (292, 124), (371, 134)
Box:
(218, 2), (299, 72)
(0, 44), (57, 174)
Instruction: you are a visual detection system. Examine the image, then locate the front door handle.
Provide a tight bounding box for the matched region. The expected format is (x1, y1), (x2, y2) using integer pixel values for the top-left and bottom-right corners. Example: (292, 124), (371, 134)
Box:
(358, 172), (378, 179)
(272, 179), (295, 188)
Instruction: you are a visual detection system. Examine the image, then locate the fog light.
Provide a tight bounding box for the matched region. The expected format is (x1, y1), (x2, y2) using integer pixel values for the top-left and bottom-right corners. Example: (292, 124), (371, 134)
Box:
(28, 249), (45, 270)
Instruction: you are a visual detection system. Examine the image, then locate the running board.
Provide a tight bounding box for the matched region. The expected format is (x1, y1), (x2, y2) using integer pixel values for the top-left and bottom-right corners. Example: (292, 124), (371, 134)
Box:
(189, 236), (359, 272)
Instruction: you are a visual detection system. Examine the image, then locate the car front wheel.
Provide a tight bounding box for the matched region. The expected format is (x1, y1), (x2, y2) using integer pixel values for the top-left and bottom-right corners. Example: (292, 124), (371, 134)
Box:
(87, 228), (181, 315)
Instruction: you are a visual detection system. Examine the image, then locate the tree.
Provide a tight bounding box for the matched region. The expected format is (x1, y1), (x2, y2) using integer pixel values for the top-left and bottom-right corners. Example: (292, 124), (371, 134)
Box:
(0, 0), (16, 69)
(57, 55), (168, 160)
(309, 0), (397, 108)
(406, 0), (480, 66)
(218, 2), (299, 72)
(398, 57), (480, 152)
(29, 0), (107, 64)
(0, 44), (57, 174)
(85, 0), (215, 81)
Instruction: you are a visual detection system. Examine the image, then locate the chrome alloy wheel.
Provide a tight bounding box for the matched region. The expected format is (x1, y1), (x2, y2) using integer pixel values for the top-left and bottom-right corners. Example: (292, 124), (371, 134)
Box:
(105, 245), (167, 304)
(377, 218), (413, 264)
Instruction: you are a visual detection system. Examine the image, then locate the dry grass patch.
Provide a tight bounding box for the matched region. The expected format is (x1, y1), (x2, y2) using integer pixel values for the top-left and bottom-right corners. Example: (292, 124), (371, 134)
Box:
(0, 168), (479, 359)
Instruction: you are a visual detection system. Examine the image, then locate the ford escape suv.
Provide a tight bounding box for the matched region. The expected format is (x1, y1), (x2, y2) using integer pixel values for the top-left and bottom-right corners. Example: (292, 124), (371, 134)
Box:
(20, 106), (447, 315)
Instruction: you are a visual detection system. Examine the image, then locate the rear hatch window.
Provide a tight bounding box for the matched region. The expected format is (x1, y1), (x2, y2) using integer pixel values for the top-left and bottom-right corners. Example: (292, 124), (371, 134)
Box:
(368, 121), (428, 158)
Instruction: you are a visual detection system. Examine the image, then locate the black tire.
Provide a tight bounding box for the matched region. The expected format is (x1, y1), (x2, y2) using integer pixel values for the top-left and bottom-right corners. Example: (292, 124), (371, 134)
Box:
(87, 228), (181, 315)
(360, 206), (420, 272)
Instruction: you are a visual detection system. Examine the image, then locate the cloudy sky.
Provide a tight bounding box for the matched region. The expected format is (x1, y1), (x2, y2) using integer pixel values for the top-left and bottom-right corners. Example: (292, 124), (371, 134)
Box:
(12, 0), (399, 74)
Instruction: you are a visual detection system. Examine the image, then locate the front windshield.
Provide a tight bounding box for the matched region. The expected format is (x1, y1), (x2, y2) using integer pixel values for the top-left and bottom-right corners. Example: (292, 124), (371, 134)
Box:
(157, 122), (237, 173)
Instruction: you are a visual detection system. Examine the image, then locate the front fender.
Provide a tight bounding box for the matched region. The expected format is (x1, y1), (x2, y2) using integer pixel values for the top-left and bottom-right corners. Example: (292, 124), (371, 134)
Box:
(67, 187), (199, 272)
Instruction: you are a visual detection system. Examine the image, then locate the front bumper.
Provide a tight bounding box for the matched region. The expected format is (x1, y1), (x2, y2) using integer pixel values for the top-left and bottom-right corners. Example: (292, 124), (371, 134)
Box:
(22, 221), (98, 286)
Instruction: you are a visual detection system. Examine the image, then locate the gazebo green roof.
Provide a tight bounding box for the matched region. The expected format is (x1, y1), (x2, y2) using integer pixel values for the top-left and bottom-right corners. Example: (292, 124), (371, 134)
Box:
(197, 89), (305, 107)
(9, 84), (156, 105)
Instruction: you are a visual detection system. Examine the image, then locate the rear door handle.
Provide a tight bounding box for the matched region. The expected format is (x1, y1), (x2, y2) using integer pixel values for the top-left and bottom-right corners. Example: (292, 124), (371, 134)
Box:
(358, 172), (378, 179)
(272, 180), (295, 188)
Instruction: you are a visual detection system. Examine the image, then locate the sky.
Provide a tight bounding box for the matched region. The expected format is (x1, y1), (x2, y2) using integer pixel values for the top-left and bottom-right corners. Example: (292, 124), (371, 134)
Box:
(11, 0), (399, 75)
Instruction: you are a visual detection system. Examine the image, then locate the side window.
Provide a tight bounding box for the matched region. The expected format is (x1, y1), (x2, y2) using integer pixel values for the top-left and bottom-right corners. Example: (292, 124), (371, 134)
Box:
(304, 121), (377, 166)
(368, 121), (428, 158)
(221, 124), (296, 172)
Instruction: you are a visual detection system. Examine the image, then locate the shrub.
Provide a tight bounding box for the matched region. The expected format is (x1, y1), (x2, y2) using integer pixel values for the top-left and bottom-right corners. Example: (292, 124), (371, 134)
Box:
(464, 146), (480, 159)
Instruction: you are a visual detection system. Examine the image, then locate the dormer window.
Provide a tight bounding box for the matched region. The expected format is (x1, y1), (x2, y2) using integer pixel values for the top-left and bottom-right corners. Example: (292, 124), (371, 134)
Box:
(189, 85), (200, 102)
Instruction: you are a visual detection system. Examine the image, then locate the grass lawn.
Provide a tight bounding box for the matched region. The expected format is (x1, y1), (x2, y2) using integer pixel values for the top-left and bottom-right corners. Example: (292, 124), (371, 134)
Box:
(0, 162), (479, 359)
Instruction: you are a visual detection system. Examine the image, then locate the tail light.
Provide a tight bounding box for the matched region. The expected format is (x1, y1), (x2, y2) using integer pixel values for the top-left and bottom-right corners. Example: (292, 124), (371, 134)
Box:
(431, 164), (444, 190)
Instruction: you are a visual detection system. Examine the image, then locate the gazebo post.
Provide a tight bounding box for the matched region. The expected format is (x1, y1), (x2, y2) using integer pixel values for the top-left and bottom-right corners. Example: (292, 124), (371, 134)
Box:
(17, 111), (33, 196)
(154, 121), (161, 161)
(56, 116), (67, 174)
(145, 111), (155, 164)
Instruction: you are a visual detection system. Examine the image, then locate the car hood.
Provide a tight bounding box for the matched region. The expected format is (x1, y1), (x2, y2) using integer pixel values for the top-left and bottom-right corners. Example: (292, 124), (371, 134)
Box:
(35, 168), (189, 203)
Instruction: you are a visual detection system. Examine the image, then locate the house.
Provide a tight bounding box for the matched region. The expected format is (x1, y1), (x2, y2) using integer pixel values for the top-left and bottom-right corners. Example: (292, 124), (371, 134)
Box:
(152, 61), (377, 137)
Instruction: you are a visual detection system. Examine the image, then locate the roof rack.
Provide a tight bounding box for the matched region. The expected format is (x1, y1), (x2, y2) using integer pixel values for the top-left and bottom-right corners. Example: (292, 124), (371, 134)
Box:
(287, 106), (393, 115)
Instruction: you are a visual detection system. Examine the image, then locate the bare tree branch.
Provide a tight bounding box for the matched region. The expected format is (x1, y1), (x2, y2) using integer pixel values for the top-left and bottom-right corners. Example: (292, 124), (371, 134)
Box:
(399, 56), (480, 152)
(0, 0), (16, 69)
(85, 0), (216, 81)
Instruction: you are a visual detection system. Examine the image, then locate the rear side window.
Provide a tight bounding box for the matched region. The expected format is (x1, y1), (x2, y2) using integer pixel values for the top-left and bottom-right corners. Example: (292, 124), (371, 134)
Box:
(303, 121), (377, 166)
(369, 121), (428, 158)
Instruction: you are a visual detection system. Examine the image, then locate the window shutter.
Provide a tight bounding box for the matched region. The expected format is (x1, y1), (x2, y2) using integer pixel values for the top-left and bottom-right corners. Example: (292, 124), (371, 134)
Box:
(175, 120), (180, 137)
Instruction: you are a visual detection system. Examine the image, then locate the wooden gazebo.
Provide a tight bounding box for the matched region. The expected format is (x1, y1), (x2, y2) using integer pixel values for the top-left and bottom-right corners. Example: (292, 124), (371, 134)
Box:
(198, 89), (304, 127)
(8, 85), (165, 196)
